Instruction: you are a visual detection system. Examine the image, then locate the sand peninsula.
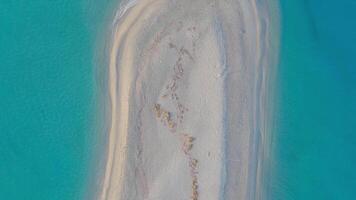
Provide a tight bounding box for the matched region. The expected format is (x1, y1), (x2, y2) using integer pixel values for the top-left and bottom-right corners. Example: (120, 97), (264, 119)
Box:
(99, 0), (272, 199)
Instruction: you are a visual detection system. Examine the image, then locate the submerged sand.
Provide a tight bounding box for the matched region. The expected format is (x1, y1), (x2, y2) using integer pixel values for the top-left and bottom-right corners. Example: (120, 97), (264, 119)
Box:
(99, 0), (272, 199)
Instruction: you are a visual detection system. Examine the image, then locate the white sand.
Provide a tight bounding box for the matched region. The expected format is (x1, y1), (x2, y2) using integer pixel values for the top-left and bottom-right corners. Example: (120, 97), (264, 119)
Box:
(99, 0), (272, 199)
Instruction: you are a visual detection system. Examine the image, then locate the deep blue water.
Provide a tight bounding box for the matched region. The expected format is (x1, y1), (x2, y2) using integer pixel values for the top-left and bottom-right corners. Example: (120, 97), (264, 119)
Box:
(269, 0), (356, 199)
(0, 1), (115, 199)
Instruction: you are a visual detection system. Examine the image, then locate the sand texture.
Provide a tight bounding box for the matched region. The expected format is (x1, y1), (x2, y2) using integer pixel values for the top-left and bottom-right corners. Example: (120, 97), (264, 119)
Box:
(100, 0), (271, 199)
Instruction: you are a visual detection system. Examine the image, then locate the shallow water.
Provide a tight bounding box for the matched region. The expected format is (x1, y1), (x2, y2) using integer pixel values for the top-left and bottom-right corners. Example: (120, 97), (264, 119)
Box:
(268, 0), (356, 199)
(2, 0), (355, 199)
(0, 0), (116, 199)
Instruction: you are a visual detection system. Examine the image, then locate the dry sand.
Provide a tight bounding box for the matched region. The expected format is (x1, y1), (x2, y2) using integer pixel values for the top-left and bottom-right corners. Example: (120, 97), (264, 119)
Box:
(99, 0), (272, 199)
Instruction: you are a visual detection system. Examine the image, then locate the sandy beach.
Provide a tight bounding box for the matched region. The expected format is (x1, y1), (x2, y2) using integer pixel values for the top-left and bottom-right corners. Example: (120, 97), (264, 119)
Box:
(99, 0), (272, 199)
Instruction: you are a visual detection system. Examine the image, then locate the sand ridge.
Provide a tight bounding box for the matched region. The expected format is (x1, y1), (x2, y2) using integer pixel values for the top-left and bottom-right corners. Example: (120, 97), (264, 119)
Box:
(99, 0), (271, 199)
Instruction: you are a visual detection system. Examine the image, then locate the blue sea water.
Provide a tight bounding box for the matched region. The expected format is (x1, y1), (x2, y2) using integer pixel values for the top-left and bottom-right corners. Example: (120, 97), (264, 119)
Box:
(268, 0), (356, 199)
(0, 1), (116, 199)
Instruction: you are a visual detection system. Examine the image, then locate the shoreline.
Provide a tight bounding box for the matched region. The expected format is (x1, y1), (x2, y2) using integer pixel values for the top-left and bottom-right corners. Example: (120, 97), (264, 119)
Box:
(254, 0), (281, 199)
(99, 0), (274, 199)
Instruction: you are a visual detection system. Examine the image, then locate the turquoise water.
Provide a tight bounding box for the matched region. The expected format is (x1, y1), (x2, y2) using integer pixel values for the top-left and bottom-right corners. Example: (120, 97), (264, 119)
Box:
(0, 1), (116, 199)
(2, 0), (356, 199)
(268, 0), (356, 199)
